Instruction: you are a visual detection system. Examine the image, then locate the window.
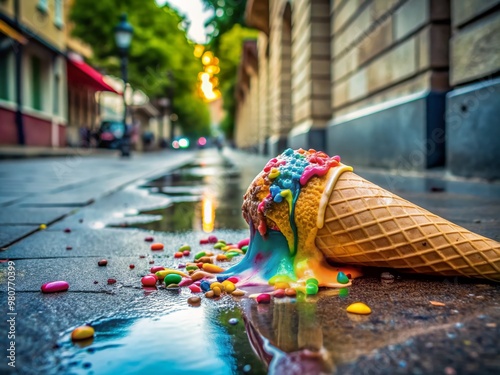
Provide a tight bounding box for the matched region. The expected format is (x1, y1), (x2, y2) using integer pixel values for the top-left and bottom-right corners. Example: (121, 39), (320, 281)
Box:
(55, 0), (64, 29)
(31, 56), (42, 111)
(37, 0), (48, 13)
(0, 54), (8, 100)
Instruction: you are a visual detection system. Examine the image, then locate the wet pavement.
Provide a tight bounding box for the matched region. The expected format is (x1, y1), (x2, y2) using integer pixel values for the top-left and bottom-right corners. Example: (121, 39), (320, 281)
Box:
(0, 148), (499, 374)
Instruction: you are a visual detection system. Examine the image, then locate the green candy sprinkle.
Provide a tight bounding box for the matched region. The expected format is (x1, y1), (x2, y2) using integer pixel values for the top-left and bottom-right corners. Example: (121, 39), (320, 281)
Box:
(194, 251), (206, 260)
(305, 283), (319, 295)
(337, 272), (349, 284)
(306, 278), (319, 286)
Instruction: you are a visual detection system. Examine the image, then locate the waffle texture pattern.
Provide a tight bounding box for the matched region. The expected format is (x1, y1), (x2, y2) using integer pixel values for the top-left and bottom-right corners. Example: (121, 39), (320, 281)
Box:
(315, 172), (500, 281)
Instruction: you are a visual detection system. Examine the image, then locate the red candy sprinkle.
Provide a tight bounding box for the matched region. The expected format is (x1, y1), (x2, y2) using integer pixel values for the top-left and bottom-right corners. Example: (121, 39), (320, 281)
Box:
(208, 235), (218, 243)
(256, 294), (271, 304)
(199, 238), (209, 245)
(149, 260), (155, 264)
(227, 277), (239, 284)
(274, 289), (286, 298)
(144, 236), (154, 242)
(139, 255), (146, 259)
(64, 228), (71, 233)
(179, 278), (193, 287)
(182, 250), (190, 256)
(150, 266), (165, 273)
(41, 281), (69, 293)
(66, 246), (72, 250)
(197, 262), (203, 269)
(129, 264), (135, 269)
(107, 278), (117, 285)
(189, 284), (202, 293)
(98, 259), (108, 266)
(237, 238), (250, 249)
(141, 275), (157, 287)
(174, 252), (183, 258)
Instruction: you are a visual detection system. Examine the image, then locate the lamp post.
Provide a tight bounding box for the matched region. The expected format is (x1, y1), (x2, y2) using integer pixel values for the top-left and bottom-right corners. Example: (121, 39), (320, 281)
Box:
(114, 13), (133, 157)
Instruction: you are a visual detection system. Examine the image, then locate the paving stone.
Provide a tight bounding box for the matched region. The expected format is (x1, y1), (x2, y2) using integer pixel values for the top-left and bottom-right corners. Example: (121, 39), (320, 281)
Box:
(0, 225), (38, 248)
(0, 256), (164, 292)
(1, 227), (248, 259)
(0, 207), (72, 225)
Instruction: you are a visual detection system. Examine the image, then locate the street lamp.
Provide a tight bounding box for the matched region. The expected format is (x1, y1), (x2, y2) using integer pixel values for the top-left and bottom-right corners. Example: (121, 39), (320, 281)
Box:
(114, 13), (133, 157)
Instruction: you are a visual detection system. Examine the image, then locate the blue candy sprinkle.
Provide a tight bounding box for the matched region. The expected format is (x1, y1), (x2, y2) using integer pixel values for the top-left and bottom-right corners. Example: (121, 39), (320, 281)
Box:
(200, 280), (211, 292)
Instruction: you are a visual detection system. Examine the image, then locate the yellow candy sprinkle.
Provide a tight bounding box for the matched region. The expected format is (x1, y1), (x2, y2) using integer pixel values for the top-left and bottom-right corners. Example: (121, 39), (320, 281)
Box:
(346, 302), (372, 315)
(274, 282), (290, 290)
(155, 269), (188, 279)
(202, 263), (224, 273)
(210, 282), (224, 291)
(268, 168), (280, 179)
(71, 326), (95, 341)
(268, 275), (293, 285)
(39, 224), (47, 230)
(222, 280), (236, 293)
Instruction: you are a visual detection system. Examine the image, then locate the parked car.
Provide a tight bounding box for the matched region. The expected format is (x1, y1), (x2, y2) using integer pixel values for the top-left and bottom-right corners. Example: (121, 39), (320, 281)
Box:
(98, 121), (125, 149)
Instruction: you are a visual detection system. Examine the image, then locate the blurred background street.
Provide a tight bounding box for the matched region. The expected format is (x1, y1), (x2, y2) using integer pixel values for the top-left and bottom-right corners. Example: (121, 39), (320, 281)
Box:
(1, 0), (500, 374)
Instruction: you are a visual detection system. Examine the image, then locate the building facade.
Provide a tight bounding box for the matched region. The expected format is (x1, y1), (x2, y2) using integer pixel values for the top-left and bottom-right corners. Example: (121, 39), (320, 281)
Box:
(0, 0), (67, 146)
(0, 0), (118, 148)
(236, 0), (500, 180)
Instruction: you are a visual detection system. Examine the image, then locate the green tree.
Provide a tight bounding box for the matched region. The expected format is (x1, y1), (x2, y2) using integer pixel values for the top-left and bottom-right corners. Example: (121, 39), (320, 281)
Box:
(201, 0), (248, 51)
(70, 0), (210, 137)
(217, 25), (258, 138)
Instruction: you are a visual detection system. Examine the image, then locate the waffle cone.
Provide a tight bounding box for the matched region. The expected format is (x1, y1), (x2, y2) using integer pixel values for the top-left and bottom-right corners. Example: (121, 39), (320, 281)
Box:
(315, 172), (500, 281)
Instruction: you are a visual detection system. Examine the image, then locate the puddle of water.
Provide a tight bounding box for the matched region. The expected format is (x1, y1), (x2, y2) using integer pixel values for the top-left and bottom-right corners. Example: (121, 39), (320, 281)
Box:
(122, 152), (248, 232)
(54, 303), (266, 375)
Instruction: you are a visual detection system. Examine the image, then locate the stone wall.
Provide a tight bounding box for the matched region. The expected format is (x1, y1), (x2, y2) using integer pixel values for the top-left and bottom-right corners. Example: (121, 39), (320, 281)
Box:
(330, 0), (450, 117)
(446, 0), (500, 179)
(326, 0), (451, 170)
(289, 0), (332, 150)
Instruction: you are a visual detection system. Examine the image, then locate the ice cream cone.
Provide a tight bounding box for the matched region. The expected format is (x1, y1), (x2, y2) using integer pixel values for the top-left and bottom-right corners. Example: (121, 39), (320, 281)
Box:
(315, 171), (500, 281)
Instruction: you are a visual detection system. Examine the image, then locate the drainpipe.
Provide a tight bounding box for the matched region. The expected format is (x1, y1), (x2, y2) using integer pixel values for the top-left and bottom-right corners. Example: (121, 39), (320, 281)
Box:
(14, 0), (25, 145)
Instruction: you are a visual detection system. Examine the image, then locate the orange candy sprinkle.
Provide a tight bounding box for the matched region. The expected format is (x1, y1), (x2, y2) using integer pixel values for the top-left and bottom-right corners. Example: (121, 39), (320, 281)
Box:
(150, 243), (164, 251)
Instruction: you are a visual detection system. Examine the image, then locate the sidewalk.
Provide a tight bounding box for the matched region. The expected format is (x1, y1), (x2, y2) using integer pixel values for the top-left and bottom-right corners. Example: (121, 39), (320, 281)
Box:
(0, 150), (195, 248)
(0, 148), (499, 374)
(0, 145), (117, 159)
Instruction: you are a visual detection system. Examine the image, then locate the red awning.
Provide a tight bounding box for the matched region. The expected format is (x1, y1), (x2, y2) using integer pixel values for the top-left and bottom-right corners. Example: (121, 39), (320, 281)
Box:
(66, 56), (119, 93)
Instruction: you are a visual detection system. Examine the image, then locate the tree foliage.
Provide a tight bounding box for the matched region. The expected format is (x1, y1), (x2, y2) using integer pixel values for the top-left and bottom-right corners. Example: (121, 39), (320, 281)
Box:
(70, 0), (210, 136)
(217, 25), (258, 137)
(201, 0), (248, 51)
(200, 0), (257, 139)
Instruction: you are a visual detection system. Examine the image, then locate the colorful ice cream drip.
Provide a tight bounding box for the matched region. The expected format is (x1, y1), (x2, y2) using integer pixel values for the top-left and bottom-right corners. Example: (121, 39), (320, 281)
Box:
(256, 148), (340, 254)
(226, 148), (359, 290)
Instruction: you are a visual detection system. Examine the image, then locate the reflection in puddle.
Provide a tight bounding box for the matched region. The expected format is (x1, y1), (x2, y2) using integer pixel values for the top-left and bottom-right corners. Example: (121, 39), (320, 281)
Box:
(243, 300), (335, 375)
(121, 152), (248, 232)
(55, 303), (266, 375)
(202, 192), (215, 232)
